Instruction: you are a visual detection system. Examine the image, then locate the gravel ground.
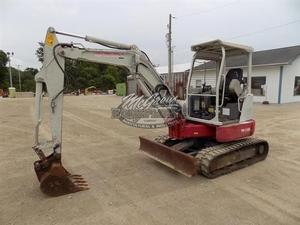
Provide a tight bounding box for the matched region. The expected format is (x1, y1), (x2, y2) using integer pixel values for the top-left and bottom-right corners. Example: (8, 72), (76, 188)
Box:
(0, 95), (299, 225)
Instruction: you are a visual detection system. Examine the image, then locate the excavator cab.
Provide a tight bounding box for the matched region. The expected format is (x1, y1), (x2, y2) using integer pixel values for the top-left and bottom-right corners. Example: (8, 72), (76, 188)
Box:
(186, 40), (254, 125)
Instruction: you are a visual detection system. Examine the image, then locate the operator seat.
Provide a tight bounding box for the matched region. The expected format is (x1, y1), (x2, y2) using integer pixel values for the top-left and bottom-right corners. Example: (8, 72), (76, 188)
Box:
(224, 68), (243, 103)
(218, 68), (244, 121)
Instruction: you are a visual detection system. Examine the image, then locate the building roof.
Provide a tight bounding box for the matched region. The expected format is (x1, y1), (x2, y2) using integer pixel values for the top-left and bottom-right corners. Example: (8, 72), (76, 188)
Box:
(193, 44), (300, 71)
(156, 63), (191, 74)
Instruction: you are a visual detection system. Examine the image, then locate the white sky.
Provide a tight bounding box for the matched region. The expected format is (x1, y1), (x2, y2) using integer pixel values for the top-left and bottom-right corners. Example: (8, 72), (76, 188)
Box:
(0, 0), (300, 70)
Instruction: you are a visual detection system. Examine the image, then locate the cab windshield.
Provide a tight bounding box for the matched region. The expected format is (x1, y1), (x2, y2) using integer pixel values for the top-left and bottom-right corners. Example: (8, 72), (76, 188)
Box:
(188, 58), (217, 95)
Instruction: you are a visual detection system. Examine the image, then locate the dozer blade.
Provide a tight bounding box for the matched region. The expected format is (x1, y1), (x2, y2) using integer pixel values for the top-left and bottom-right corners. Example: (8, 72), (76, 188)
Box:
(34, 154), (89, 197)
(139, 136), (197, 177)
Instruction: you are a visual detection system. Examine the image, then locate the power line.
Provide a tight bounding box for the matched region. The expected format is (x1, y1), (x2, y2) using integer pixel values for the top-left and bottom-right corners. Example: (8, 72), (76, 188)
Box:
(228, 18), (300, 40)
(174, 18), (300, 57)
(176, 0), (240, 19)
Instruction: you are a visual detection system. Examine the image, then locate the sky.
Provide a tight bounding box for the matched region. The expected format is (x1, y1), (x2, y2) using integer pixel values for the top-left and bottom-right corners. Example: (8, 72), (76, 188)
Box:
(0, 0), (300, 70)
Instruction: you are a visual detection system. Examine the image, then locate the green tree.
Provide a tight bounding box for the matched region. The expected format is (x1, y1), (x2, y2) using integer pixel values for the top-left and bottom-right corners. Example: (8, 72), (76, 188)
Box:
(0, 50), (8, 67)
(24, 67), (38, 75)
(18, 67), (38, 92)
(36, 42), (44, 63)
(0, 50), (8, 88)
(99, 75), (116, 91)
(34, 43), (129, 93)
(105, 65), (128, 84)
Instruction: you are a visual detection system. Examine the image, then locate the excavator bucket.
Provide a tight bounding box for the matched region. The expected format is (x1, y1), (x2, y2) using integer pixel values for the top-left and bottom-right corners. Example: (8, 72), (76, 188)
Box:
(34, 154), (89, 197)
(139, 136), (198, 177)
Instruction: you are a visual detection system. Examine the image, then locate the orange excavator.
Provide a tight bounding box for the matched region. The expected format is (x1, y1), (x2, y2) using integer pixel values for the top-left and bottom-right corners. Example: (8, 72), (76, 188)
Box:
(33, 27), (268, 196)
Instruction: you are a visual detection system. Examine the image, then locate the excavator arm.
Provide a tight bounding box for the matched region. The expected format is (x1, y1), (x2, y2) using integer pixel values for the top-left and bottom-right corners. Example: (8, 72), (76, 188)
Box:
(33, 27), (170, 196)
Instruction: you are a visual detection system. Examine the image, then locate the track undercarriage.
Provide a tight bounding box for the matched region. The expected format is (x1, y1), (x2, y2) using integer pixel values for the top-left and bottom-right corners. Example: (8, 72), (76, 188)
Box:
(139, 135), (269, 178)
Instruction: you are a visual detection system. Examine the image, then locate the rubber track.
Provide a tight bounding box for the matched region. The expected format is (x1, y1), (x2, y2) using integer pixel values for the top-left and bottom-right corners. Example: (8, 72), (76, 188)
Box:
(196, 138), (269, 178)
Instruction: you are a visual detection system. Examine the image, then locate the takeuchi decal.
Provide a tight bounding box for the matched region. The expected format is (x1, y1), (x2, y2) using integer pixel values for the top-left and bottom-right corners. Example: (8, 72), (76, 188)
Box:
(95, 51), (126, 56)
(111, 93), (179, 129)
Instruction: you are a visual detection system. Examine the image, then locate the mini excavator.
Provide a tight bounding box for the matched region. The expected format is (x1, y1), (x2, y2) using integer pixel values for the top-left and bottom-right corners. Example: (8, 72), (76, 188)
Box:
(33, 27), (268, 196)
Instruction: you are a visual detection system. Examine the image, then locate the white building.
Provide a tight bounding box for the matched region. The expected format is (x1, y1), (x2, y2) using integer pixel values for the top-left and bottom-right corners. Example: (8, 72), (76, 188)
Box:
(190, 45), (300, 104)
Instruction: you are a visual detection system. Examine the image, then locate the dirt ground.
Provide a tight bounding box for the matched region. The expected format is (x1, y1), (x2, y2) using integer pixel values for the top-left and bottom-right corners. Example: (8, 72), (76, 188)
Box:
(0, 95), (300, 225)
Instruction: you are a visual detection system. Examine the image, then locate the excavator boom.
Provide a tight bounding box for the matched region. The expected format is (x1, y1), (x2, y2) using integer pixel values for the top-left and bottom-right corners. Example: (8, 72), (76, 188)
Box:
(33, 27), (169, 196)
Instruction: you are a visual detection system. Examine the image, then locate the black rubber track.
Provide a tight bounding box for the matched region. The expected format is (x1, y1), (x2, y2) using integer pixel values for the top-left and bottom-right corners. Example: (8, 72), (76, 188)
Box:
(196, 138), (269, 178)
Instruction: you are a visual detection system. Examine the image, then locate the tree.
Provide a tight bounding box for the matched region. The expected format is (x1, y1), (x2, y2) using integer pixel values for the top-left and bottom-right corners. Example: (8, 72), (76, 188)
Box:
(105, 65), (127, 84)
(34, 43), (129, 93)
(17, 67), (38, 92)
(0, 50), (8, 67)
(36, 42), (44, 63)
(24, 67), (38, 75)
(99, 75), (116, 91)
(0, 50), (8, 88)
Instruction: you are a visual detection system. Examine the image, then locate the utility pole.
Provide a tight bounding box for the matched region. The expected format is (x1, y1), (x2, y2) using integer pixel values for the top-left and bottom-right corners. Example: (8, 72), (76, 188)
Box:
(167, 14), (174, 92)
(17, 65), (22, 91)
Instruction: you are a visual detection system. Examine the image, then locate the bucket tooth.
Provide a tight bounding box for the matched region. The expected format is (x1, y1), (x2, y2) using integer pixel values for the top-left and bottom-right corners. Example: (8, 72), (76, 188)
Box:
(34, 154), (89, 197)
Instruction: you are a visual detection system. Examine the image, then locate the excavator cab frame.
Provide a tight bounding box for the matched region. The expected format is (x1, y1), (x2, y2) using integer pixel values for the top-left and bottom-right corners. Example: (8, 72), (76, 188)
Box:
(186, 40), (254, 126)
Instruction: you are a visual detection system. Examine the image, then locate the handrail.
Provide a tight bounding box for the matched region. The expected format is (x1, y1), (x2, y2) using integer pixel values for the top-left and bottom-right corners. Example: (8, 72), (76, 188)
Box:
(218, 74), (226, 107)
(187, 93), (216, 97)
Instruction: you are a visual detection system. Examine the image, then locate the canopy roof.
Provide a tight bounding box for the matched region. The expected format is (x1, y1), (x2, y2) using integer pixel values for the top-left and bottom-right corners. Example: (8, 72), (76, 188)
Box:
(191, 39), (253, 59)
